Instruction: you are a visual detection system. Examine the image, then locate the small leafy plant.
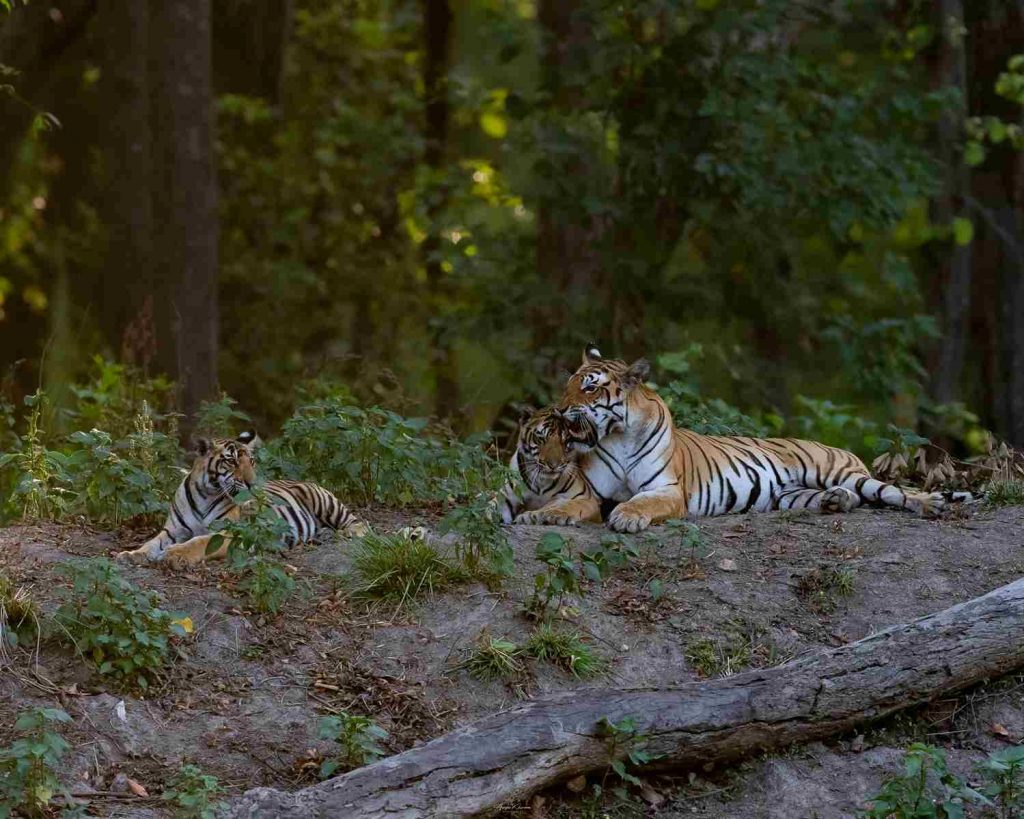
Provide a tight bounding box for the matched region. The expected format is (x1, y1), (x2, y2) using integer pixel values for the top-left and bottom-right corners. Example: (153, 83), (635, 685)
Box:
(162, 764), (225, 819)
(0, 391), (72, 522)
(664, 519), (707, 578)
(595, 715), (661, 791)
(210, 487), (295, 614)
(860, 743), (977, 818)
(524, 623), (605, 678)
(437, 488), (514, 578)
(685, 620), (775, 678)
(317, 713), (388, 777)
(986, 479), (1024, 509)
(0, 707), (73, 819)
(350, 531), (464, 606)
(52, 558), (189, 690)
(580, 536), (640, 584)
(527, 532), (582, 619)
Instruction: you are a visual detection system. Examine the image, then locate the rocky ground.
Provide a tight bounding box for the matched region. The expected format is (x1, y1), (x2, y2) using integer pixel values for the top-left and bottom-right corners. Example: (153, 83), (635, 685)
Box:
(1, 502), (1023, 817)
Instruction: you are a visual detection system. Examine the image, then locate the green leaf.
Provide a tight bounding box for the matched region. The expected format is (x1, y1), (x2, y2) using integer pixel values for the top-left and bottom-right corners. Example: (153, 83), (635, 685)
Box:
(952, 217), (974, 246)
(964, 141), (986, 167)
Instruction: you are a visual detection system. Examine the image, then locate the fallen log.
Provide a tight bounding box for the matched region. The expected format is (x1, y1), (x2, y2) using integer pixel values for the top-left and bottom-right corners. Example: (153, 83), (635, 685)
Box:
(225, 577), (1024, 818)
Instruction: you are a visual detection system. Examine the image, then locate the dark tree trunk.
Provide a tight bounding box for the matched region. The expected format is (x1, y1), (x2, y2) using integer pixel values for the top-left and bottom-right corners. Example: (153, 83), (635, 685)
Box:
(929, 0), (973, 408)
(212, 0), (292, 103)
(225, 576), (1024, 818)
(421, 0), (457, 420)
(150, 0), (220, 429)
(98, 0), (154, 364)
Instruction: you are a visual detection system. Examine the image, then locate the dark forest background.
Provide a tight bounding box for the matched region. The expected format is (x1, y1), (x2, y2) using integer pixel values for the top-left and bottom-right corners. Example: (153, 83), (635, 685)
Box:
(1, 0), (1023, 454)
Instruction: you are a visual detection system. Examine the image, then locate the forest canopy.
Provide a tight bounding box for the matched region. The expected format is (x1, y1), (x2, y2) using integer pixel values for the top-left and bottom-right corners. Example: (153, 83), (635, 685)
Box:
(0, 0), (1022, 456)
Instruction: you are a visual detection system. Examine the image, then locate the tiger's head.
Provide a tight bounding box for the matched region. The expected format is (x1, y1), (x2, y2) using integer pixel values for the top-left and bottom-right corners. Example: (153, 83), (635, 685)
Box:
(190, 430), (260, 497)
(559, 344), (650, 446)
(513, 405), (597, 493)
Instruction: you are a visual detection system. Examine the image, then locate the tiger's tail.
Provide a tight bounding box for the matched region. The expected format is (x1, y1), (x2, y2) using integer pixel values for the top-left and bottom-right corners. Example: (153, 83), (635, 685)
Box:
(840, 474), (977, 515)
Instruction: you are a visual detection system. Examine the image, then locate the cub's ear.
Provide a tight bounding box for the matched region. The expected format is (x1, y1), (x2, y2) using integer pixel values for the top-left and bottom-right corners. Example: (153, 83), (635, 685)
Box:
(236, 429), (262, 450)
(582, 343), (603, 364)
(624, 358), (651, 388)
(516, 405), (537, 427)
(193, 437), (213, 457)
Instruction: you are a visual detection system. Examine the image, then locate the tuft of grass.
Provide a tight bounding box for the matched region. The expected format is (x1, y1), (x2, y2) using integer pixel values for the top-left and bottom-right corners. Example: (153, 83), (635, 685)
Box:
(684, 620), (776, 678)
(0, 575), (39, 651)
(460, 631), (525, 681)
(524, 623), (606, 678)
(797, 564), (856, 614)
(350, 532), (465, 606)
(986, 479), (1024, 508)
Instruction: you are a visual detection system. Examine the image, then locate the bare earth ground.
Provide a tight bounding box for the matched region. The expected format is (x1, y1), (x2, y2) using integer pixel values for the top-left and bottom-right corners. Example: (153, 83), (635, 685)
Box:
(1, 504), (1023, 818)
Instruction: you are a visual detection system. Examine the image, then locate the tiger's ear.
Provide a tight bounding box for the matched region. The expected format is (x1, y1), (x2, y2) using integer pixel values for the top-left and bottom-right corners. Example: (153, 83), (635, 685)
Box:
(236, 430), (262, 450)
(624, 358), (650, 388)
(582, 343), (603, 365)
(516, 405), (537, 428)
(193, 437), (213, 457)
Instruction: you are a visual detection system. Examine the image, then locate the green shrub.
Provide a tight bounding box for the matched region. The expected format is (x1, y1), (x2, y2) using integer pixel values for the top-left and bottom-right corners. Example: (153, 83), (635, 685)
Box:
(0, 392), (73, 522)
(527, 532), (582, 619)
(317, 713), (388, 777)
(53, 558), (189, 691)
(860, 743), (979, 818)
(987, 479), (1024, 508)
(194, 392), (252, 438)
(595, 715), (661, 790)
(350, 532), (464, 605)
(162, 764), (225, 819)
(0, 707), (73, 819)
(580, 536), (641, 583)
(68, 355), (177, 439)
(265, 397), (498, 505)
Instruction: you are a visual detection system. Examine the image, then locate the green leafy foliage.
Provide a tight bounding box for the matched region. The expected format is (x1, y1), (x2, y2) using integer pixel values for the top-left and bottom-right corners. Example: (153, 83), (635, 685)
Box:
(194, 393), (252, 438)
(527, 532), (582, 619)
(459, 631), (525, 682)
(595, 715), (662, 791)
(580, 536), (641, 584)
(859, 742), (1024, 818)
(0, 707), (73, 819)
(317, 713), (388, 777)
(67, 356), (177, 439)
(437, 487), (514, 578)
(210, 487), (295, 614)
(162, 764), (225, 819)
(265, 398), (498, 506)
(0, 392), (73, 521)
(986, 480), (1024, 509)
(52, 558), (188, 690)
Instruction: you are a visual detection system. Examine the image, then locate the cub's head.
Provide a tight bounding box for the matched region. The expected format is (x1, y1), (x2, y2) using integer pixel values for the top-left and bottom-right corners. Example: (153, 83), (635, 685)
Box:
(559, 344), (650, 442)
(514, 406), (596, 492)
(191, 430), (260, 496)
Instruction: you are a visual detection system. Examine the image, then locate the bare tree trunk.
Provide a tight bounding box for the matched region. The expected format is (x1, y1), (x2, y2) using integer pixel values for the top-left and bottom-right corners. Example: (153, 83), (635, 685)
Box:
(226, 576), (1024, 819)
(150, 0), (220, 430)
(98, 0), (154, 362)
(421, 0), (457, 420)
(929, 0), (973, 407)
(212, 0), (292, 103)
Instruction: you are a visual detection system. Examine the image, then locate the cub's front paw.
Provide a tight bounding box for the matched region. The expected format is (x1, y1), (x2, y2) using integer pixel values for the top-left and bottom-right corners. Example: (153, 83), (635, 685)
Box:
(607, 508), (651, 534)
(114, 548), (150, 565)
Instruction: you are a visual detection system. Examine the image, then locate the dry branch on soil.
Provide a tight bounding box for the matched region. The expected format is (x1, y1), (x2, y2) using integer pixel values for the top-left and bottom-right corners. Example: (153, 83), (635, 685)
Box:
(223, 575), (1024, 818)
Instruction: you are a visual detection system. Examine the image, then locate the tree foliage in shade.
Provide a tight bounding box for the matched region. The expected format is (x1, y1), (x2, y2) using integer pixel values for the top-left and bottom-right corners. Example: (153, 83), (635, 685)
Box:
(0, 0), (1023, 448)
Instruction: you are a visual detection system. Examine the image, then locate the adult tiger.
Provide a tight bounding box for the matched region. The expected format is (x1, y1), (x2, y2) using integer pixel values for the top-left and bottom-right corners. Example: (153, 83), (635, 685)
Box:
(528, 345), (968, 533)
(115, 431), (368, 567)
(500, 406), (611, 526)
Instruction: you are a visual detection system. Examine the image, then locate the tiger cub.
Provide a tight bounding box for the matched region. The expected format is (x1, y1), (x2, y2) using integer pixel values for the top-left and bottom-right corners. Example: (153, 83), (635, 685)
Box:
(115, 431), (368, 568)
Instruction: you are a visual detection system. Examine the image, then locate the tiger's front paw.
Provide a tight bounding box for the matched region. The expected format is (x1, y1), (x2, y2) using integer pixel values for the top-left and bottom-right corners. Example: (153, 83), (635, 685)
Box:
(346, 521), (372, 538)
(514, 510), (580, 527)
(114, 548), (152, 565)
(607, 507), (651, 534)
(820, 486), (858, 514)
(163, 547), (204, 570)
(396, 526), (427, 541)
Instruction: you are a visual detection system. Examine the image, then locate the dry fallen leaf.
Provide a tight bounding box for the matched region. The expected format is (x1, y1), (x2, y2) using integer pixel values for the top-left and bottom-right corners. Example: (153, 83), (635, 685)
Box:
(640, 782), (665, 807)
(717, 558), (738, 572)
(566, 774), (587, 793)
(991, 723), (1011, 738)
(127, 778), (149, 797)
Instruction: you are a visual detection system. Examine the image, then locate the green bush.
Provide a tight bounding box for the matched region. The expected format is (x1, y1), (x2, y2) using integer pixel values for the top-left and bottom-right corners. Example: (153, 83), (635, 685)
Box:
(0, 392), (73, 522)
(350, 532), (464, 605)
(265, 397), (498, 505)
(53, 558), (189, 690)
(68, 355), (177, 439)
(524, 623), (605, 678)
(437, 488), (514, 578)
(0, 575), (39, 650)
(0, 707), (73, 819)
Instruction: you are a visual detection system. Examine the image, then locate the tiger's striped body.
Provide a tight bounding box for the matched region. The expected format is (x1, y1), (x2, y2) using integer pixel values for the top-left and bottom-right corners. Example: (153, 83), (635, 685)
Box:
(116, 431), (367, 567)
(525, 346), (966, 533)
